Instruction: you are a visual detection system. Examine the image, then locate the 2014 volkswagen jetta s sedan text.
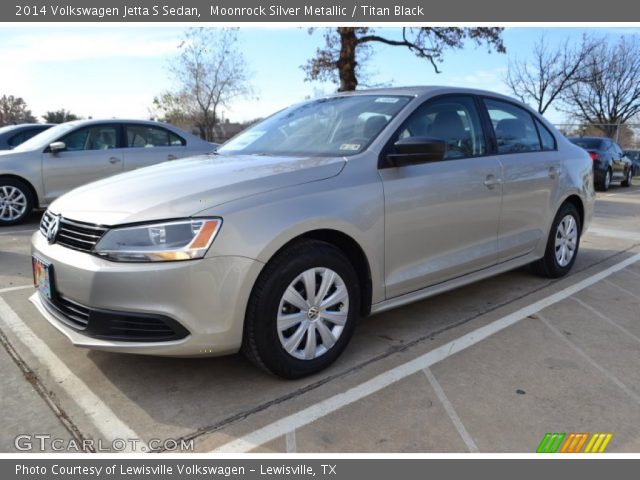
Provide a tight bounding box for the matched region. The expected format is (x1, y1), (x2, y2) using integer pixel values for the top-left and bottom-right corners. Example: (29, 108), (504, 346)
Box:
(30, 87), (595, 378)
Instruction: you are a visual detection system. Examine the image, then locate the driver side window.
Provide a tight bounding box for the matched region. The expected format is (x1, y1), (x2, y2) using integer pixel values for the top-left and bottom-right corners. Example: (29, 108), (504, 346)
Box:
(395, 95), (486, 160)
(60, 126), (118, 152)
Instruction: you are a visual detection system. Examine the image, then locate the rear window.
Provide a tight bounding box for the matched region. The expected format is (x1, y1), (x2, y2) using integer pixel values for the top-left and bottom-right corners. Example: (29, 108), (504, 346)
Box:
(569, 138), (603, 150)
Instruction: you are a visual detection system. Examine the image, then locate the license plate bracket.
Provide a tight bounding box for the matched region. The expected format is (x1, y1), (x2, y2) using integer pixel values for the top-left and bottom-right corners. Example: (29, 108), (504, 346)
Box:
(32, 255), (53, 300)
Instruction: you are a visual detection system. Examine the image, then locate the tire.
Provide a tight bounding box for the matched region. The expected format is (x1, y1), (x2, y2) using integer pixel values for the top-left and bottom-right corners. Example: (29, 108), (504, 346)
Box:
(242, 239), (360, 379)
(0, 177), (34, 226)
(596, 169), (612, 192)
(621, 168), (632, 187)
(531, 202), (581, 278)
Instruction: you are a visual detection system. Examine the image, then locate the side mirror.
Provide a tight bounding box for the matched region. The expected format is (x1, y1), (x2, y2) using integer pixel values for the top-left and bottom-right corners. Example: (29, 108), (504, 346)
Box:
(384, 136), (446, 168)
(48, 141), (66, 154)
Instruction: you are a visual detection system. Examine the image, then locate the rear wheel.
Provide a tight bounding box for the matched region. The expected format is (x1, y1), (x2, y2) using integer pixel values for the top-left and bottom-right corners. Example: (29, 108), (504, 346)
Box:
(242, 240), (360, 378)
(531, 202), (581, 278)
(596, 169), (612, 191)
(0, 178), (34, 226)
(621, 168), (632, 187)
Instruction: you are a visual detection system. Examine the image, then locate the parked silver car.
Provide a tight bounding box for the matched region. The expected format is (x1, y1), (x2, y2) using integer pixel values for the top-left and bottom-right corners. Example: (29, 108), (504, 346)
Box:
(30, 87), (594, 378)
(0, 123), (54, 150)
(0, 119), (214, 225)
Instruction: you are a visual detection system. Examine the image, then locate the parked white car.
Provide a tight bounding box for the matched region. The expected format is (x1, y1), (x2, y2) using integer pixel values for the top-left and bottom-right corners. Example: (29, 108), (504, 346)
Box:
(0, 119), (215, 225)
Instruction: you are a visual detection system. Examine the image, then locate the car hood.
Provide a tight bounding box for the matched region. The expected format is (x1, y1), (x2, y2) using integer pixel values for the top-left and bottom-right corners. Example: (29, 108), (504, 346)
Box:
(49, 154), (346, 225)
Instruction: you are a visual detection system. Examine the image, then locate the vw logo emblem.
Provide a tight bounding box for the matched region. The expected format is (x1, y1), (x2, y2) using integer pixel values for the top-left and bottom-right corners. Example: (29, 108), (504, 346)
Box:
(46, 215), (61, 244)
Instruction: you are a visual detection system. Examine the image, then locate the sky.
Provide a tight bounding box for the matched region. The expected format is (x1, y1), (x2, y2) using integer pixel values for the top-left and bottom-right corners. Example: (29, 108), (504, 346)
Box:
(0, 26), (638, 126)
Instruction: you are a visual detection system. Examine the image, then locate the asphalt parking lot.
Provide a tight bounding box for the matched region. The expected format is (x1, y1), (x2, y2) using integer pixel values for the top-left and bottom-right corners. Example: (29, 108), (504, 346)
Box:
(1, 185), (639, 453)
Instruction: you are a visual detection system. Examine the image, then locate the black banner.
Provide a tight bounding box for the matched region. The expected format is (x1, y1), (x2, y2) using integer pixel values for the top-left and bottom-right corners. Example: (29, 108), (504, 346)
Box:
(4, 0), (640, 22)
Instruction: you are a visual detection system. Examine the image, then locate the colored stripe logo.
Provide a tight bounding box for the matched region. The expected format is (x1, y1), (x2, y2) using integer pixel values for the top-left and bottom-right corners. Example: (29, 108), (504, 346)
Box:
(537, 433), (612, 453)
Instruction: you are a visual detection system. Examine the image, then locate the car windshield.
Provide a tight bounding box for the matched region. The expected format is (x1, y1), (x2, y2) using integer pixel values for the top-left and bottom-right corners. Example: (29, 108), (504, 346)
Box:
(218, 95), (413, 157)
(12, 123), (78, 152)
(569, 138), (603, 150)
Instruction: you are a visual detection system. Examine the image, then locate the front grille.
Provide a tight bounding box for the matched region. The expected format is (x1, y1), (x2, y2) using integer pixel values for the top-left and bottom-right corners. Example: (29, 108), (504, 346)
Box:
(41, 293), (189, 342)
(40, 211), (108, 253)
(43, 295), (90, 329)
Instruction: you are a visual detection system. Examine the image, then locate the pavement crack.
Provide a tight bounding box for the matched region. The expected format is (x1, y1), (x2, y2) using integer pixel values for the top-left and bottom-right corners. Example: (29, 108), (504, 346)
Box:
(0, 327), (95, 452)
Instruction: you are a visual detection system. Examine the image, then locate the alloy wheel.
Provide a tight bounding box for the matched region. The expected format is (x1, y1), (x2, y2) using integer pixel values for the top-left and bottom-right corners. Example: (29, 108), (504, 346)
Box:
(0, 186), (28, 222)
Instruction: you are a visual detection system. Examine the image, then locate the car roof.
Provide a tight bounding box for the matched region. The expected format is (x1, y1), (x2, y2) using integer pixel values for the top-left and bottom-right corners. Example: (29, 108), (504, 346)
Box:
(330, 85), (526, 103)
(58, 119), (174, 128)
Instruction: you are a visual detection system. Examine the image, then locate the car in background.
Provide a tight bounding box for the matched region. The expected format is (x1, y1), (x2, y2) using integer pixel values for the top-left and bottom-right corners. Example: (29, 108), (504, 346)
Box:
(568, 136), (633, 191)
(624, 149), (640, 177)
(0, 119), (215, 225)
(30, 86), (594, 378)
(0, 123), (53, 150)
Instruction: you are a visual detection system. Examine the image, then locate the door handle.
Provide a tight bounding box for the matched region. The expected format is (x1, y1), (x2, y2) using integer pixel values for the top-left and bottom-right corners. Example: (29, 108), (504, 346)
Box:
(167, 154), (177, 161)
(483, 175), (502, 189)
(108, 157), (121, 164)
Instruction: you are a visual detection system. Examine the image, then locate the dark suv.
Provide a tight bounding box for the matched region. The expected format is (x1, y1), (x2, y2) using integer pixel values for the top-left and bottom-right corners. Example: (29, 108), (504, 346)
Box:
(568, 136), (633, 191)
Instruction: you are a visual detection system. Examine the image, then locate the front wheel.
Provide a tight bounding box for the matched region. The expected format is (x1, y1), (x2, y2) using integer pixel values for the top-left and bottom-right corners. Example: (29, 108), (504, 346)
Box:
(531, 202), (581, 278)
(621, 168), (632, 187)
(0, 178), (34, 226)
(242, 240), (360, 379)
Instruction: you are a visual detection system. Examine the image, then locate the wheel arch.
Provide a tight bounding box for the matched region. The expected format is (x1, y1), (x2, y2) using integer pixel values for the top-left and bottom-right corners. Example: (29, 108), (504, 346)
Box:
(0, 174), (40, 208)
(561, 194), (585, 234)
(258, 229), (373, 317)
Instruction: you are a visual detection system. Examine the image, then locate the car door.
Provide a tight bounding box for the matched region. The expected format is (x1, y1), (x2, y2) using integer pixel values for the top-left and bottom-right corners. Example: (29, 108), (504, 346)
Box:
(41, 124), (124, 203)
(379, 94), (503, 298)
(122, 124), (189, 171)
(611, 142), (626, 178)
(481, 98), (562, 263)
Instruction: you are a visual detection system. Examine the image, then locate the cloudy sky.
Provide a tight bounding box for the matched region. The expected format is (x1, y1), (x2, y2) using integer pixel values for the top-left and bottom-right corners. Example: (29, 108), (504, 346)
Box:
(0, 26), (637, 125)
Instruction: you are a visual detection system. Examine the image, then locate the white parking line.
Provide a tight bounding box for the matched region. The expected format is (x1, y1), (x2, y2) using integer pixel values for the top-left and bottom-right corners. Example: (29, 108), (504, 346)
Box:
(423, 368), (478, 453)
(626, 269), (640, 280)
(571, 297), (640, 345)
(285, 430), (297, 453)
(0, 285), (33, 294)
(212, 252), (640, 453)
(587, 227), (640, 242)
(0, 228), (37, 236)
(603, 278), (640, 301)
(538, 313), (640, 405)
(0, 297), (148, 452)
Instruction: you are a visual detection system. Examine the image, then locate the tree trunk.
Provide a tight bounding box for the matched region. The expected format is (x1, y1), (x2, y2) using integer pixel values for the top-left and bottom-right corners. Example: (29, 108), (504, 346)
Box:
(336, 28), (359, 91)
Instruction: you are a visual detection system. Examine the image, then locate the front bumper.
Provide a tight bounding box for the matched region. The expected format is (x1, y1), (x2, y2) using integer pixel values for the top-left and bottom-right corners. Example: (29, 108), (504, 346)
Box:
(30, 232), (264, 356)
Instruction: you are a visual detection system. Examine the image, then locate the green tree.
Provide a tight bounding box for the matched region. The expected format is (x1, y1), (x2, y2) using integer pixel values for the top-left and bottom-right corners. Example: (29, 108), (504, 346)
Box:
(0, 95), (36, 126)
(43, 109), (80, 124)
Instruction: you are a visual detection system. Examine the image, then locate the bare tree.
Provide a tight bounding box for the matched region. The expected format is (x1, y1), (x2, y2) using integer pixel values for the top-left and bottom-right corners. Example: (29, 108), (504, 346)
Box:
(154, 28), (252, 141)
(0, 95), (36, 126)
(304, 27), (506, 92)
(565, 36), (640, 138)
(506, 35), (594, 114)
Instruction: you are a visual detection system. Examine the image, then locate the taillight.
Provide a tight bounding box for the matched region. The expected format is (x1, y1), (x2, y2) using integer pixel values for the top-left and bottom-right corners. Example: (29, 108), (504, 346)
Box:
(588, 151), (599, 161)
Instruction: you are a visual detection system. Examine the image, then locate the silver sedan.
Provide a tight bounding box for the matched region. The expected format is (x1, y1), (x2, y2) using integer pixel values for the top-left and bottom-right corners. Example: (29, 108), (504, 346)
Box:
(0, 119), (215, 225)
(30, 87), (595, 378)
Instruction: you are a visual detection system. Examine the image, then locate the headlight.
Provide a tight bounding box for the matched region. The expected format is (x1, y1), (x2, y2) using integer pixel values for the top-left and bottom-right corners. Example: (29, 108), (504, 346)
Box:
(93, 218), (222, 262)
